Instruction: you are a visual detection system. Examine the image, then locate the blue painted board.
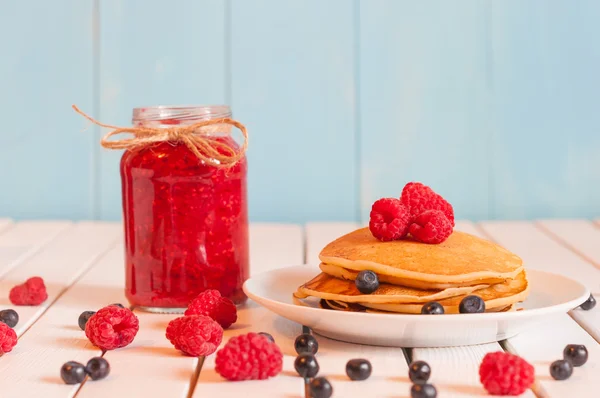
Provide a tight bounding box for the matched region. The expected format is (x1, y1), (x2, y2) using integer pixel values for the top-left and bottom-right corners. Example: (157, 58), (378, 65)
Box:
(0, 1), (94, 219)
(97, 0), (228, 219)
(490, 1), (600, 219)
(230, 0), (358, 223)
(359, 1), (490, 222)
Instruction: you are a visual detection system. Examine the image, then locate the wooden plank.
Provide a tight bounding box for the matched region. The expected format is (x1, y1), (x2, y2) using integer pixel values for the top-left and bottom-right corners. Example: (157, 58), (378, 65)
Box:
(98, 0), (227, 219)
(0, 221), (71, 279)
(305, 222), (360, 265)
(479, 221), (600, 397)
(194, 223), (305, 396)
(231, 0), (357, 223)
(0, 1), (95, 219)
(0, 245), (126, 398)
(0, 222), (120, 337)
(359, 1), (490, 222)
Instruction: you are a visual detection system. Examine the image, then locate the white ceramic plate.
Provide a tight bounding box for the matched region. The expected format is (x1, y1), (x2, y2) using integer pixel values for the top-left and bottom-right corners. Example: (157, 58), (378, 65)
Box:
(243, 265), (590, 347)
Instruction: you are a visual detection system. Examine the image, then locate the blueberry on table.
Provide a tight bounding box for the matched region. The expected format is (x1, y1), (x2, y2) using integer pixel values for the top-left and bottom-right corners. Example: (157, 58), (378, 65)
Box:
(61, 361), (87, 385)
(346, 358), (372, 381)
(421, 302), (444, 315)
(295, 333), (319, 355)
(0, 309), (19, 328)
(110, 303), (125, 308)
(408, 360), (431, 384)
(86, 357), (110, 380)
(563, 344), (588, 367)
(78, 311), (96, 331)
(355, 270), (379, 294)
(294, 353), (320, 378)
(580, 294), (596, 311)
(309, 377), (333, 398)
(550, 359), (573, 380)
(411, 383), (437, 398)
(258, 332), (275, 343)
(459, 295), (485, 314)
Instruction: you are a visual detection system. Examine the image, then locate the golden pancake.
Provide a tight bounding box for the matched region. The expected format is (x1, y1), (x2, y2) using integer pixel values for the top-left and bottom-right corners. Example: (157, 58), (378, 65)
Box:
(294, 272), (490, 304)
(320, 263), (504, 290)
(319, 228), (523, 287)
(363, 272), (528, 314)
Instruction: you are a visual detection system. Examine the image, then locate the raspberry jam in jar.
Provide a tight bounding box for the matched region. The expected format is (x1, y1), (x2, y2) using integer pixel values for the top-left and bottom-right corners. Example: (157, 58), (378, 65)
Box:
(121, 105), (249, 312)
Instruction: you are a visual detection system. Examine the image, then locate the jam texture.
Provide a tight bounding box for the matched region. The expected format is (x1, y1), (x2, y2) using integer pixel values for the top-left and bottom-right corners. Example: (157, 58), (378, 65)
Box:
(121, 138), (248, 308)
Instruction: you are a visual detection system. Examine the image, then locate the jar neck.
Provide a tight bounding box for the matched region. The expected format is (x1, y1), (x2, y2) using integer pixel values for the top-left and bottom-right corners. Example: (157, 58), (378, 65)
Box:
(132, 105), (232, 128)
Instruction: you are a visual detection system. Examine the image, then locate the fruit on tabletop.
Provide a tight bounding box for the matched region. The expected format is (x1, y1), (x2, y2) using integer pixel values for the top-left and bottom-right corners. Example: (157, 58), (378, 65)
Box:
(166, 315), (223, 357)
(410, 383), (437, 398)
(294, 353), (320, 379)
(479, 352), (534, 396)
(0, 309), (19, 328)
(85, 306), (139, 351)
(550, 359), (573, 381)
(409, 361), (431, 385)
(580, 294), (596, 311)
(78, 311), (96, 331)
(295, 333), (319, 355)
(309, 377), (333, 398)
(185, 289), (238, 329)
(346, 358), (372, 381)
(60, 361), (87, 385)
(86, 357), (111, 381)
(563, 344), (588, 367)
(9, 276), (48, 306)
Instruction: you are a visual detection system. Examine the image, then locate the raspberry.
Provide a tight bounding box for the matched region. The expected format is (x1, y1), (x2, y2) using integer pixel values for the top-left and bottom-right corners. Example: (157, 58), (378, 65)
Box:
(400, 182), (455, 226)
(166, 315), (223, 357)
(369, 198), (411, 241)
(185, 289), (237, 329)
(215, 332), (283, 381)
(9, 276), (48, 306)
(85, 306), (139, 351)
(479, 351), (535, 396)
(409, 210), (453, 244)
(0, 322), (17, 356)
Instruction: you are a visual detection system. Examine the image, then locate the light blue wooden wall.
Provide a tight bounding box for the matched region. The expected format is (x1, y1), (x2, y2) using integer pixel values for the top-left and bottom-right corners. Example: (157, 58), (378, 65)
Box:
(1, 0), (599, 223)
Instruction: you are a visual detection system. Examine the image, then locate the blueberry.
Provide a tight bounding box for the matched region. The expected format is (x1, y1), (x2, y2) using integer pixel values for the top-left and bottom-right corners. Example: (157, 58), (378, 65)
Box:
(295, 333), (319, 355)
(258, 332), (275, 343)
(355, 270), (379, 294)
(580, 294), (596, 311)
(60, 361), (87, 385)
(0, 309), (19, 328)
(409, 360), (431, 384)
(86, 357), (110, 380)
(78, 311), (96, 331)
(294, 353), (320, 378)
(563, 344), (588, 367)
(345, 358), (372, 381)
(110, 303), (125, 308)
(550, 359), (573, 380)
(411, 383), (437, 398)
(459, 295), (485, 314)
(421, 302), (444, 315)
(309, 377), (333, 398)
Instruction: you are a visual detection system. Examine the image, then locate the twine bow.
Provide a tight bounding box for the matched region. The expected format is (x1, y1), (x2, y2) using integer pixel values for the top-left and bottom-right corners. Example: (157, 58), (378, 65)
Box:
(72, 105), (248, 167)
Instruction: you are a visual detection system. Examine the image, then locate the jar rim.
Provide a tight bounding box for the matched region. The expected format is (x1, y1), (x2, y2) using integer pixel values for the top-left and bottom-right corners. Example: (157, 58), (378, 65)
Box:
(132, 105), (232, 124)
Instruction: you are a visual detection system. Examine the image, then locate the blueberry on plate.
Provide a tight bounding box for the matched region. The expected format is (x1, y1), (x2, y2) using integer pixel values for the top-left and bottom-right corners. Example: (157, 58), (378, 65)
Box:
(411, 383), (437, 398)
(309, 377), (333, 398)
(355, 270), (379, 294)
(550, 359), (573, 380)
(0, 309), (19, 328)
(258, 332), (275, 343)
(346, 358), (372, 381)
(295, 333), (319, 355)
(61, 361), (87, 385)
(421, 302), (444, 315)
(459, 295), (485, 314)
(408, 360), (431, 384)
(563, 344), (588, 367)
(78, 311), (96, 331)
(580, 294), (596, 311)
(294, 353), (320, 378)
(86, 357), (110, 381)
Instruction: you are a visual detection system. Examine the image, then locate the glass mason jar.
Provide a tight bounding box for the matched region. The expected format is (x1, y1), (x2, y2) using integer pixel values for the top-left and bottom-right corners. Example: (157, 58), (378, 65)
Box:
(121, 105), (249, 312)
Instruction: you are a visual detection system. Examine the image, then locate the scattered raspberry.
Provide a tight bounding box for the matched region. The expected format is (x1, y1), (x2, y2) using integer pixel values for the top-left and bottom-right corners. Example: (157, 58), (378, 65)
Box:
(369, 198), (411, 241)
(185, 289), (237, 329)
(9, 276), (48, 306)
(85, 306), (139, 351)
(479, 351), (535, 396)
(409, 210), (453, 244)
(0, 322), (17, 356)
(166, 315), (223, 357)
(215, 332), (283, 381)
(400, 182), (455, 226)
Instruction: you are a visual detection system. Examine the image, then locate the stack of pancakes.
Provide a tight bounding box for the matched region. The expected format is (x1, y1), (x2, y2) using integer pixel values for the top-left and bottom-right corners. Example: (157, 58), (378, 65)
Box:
(294, 228), (529, 314)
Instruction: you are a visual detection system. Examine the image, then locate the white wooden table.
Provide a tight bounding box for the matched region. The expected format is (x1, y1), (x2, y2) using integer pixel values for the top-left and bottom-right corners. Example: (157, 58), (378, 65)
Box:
(0, 219), (598, 398)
